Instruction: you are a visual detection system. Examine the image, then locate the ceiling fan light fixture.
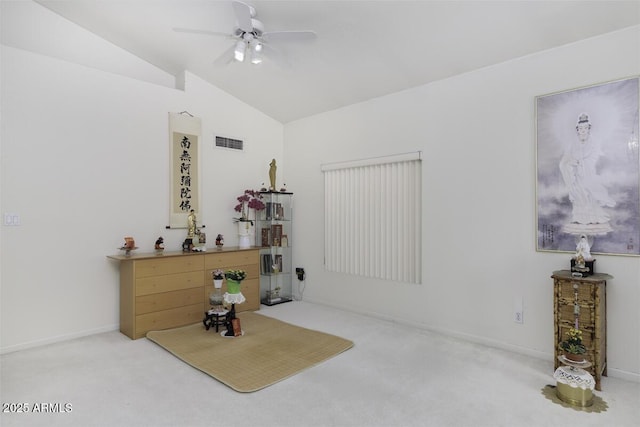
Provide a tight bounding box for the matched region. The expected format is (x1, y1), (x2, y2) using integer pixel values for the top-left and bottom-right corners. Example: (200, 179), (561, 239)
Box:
(249, 39), (263, 64)
(234, 40), (246, 62)
(251, 50), (263, 64)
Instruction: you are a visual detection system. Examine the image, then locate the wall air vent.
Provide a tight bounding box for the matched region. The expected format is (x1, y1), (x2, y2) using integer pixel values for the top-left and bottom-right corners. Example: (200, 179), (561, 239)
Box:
(215, 136), (244, 151)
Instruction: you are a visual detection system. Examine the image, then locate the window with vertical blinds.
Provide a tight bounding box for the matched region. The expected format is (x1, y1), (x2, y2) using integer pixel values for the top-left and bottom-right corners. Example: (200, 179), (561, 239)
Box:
(322, 152), (422, 284)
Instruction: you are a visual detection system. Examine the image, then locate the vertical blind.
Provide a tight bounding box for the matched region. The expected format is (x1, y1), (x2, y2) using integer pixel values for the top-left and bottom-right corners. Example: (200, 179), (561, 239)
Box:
(322, 152), (422, 284)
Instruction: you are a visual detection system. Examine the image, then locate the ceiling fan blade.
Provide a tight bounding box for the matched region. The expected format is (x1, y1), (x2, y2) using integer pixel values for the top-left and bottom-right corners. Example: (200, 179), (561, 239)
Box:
(262, 31), (317, 42)
(261, 43), (288, 67)
(213, 44), (237, 66)
(174, 28), (230, 38)
(232, 1), (254, 33)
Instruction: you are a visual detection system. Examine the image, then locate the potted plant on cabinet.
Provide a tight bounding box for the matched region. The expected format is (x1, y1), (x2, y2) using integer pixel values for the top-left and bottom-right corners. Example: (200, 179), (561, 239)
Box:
(561, 327), (587, 362)
(234, 189), (266, 223)
(234, 189), (265, 248)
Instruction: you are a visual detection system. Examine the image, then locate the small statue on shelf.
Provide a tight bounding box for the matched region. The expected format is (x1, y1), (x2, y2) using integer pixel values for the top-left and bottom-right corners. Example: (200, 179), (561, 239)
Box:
(575, 234), (593, 262)
(269, 159), (277, 191)
(187, 210), (197, 238)
(571, 234), (595, 276)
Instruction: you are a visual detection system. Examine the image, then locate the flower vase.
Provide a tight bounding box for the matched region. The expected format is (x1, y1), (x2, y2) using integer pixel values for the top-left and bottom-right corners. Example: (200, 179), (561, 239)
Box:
(237, 220), (254, 249)
(226, 279), (242, 294)
(209, 289), (223, 308)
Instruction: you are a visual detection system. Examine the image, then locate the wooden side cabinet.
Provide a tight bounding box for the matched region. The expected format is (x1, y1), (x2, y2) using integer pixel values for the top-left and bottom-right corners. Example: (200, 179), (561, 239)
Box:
(108, 247), (260, 339)
(552, 270), (612, 391)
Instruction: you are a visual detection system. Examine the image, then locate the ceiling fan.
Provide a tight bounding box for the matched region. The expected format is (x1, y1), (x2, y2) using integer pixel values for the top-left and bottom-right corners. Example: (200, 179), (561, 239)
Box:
(174, 1), (316, 65)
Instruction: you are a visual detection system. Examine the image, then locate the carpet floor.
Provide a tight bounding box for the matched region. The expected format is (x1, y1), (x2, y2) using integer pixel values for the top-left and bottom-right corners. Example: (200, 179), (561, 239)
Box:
(1, 301), (639, 427)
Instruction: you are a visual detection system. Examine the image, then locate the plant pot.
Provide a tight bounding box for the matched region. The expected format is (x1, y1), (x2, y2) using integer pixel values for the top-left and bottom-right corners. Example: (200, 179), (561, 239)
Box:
(209, 289), (223, 306)
(564, 352), (585, 363)
(213, 279), (223, 289)
(237, 221), (254, 249)
(226, 279), (242, 294)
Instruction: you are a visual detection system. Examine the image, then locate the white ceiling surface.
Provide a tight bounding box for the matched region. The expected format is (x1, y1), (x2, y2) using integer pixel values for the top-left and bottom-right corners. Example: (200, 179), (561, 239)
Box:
(3, 1), (640, 123)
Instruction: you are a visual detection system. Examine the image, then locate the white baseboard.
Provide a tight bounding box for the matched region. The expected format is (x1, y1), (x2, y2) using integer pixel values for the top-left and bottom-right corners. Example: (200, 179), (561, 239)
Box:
(303, 297), (640, 384)
(0, 324), (119, 355)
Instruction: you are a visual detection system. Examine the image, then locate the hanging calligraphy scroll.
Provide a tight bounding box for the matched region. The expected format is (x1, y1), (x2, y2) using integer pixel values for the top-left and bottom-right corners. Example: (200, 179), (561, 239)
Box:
(169, 112), (201, 229)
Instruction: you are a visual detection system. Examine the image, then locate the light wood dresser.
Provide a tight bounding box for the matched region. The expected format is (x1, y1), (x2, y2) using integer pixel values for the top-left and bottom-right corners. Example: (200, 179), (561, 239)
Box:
(108, 247), (260, 339)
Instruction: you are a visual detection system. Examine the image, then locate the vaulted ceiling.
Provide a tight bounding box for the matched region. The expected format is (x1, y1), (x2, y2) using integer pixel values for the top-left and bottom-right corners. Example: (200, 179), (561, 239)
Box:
(3, 1), (639, 123)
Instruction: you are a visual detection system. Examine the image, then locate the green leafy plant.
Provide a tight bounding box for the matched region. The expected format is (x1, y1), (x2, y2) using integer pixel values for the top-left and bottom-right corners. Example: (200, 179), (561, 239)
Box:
(561, 328), (587, 354)
(225, 269), (247, 282)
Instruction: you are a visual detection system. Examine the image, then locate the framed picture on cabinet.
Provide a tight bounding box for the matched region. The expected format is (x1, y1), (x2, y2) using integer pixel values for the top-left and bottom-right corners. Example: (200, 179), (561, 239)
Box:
(535, 76), (640, 256)
(271, 224), (283, 246)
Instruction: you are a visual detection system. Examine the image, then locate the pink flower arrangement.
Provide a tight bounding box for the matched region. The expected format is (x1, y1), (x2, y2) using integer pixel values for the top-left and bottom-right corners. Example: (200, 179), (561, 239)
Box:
(234, 189), (265, 222)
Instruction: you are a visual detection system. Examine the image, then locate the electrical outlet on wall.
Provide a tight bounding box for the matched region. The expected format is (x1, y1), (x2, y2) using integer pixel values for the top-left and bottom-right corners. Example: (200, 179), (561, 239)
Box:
(514, 296), (523, 324)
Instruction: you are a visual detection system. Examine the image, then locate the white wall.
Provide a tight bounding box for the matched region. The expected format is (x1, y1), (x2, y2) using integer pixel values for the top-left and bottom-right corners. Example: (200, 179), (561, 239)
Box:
(0, 45), (282, 352)
(284, 26), (640, 380)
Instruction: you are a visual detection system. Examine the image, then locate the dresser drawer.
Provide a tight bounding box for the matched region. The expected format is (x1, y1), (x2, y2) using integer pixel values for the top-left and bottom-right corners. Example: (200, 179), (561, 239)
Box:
(135, 256), (204, 278)
(135, 303), (203, 337)
(555, 278), (596, 303)
(136, 271), (203, 296)
(204, 250), (259, 270)
(557, 300), (595, 328)
(136, 287), (203, 315)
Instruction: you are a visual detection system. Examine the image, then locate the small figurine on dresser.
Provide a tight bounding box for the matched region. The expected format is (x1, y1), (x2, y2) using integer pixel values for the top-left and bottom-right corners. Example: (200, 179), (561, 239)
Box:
(155, 236), (164, 251)
(571, 234), (595, 276)
(216, 234), (224, 249)
(182, 210), (198, 252)
(123, 237), (135, 249)
(187, 210), (197, 238)
(119, 236), (137, 256)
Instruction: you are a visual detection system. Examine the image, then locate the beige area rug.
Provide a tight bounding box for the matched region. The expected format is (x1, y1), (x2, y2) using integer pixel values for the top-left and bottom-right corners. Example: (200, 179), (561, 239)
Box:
(146, 311), (354, 392)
